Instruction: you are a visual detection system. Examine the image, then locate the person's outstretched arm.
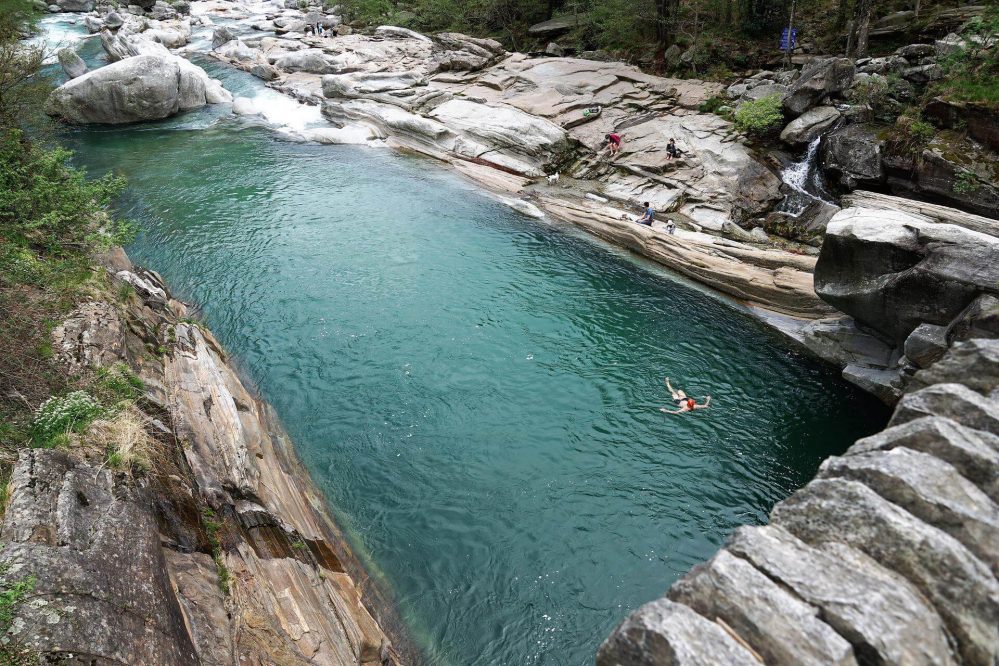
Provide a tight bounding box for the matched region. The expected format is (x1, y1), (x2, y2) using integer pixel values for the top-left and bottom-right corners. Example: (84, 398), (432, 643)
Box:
(659, 407), (684, 414)
(693, 396), (712, 410)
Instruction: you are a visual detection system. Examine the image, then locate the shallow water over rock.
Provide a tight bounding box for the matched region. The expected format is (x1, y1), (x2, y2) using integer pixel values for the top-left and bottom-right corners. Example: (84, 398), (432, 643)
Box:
(59, 60), (887, 666)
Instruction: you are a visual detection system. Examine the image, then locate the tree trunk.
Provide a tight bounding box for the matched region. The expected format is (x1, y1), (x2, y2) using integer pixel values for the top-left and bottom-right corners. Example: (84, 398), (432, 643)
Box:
(854, 0), (872, 58)
(835, 0), (850, 30)
(546, 0), (557, 21)
(656, 0), (681, 49)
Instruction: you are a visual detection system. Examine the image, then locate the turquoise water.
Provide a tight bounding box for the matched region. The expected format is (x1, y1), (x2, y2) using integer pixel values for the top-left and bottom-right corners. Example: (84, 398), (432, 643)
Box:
(54, 44), (888, 666)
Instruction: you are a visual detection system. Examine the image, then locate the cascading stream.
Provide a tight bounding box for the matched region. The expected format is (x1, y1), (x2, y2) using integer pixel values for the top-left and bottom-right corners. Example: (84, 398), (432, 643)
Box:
(778, 136), (836, 216)
(39, 17), (888, 665)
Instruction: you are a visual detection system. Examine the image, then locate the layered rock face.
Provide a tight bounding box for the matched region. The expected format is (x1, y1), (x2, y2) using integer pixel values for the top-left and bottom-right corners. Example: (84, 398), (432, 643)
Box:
(0, 252), (401, 665)
(796, 203), (999, 402)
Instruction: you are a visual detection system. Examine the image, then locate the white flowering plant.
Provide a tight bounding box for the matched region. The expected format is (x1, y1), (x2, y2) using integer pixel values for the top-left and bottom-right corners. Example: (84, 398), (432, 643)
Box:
(31, 391), (105, 447)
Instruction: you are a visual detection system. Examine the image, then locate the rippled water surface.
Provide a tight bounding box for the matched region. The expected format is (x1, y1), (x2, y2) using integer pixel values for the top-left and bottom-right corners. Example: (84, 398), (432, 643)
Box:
(58, 46), (888, 665)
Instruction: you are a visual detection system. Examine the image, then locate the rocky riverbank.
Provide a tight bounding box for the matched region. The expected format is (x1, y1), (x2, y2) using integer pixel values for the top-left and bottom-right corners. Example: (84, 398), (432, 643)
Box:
(25, 2), (999, 663)
(0, 248), (406, 665)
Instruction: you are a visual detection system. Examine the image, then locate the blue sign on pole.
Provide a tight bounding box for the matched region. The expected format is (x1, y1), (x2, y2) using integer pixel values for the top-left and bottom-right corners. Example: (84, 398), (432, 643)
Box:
(780, 28), (798, 51)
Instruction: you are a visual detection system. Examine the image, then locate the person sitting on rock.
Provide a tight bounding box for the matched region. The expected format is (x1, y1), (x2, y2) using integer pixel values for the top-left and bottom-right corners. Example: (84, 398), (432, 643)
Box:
(601, 132), (622, 158)
(660, 377), (711, 414)
(635, 202), (655, 226)
(666, 138), (683, 160)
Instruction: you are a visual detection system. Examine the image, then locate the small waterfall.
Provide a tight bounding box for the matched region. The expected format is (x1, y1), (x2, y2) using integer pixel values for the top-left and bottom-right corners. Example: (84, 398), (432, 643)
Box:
(778, 136), (831, 216)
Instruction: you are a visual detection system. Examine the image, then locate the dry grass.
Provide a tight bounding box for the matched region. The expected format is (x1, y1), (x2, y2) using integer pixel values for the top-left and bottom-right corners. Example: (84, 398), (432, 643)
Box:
(87, 404), (158, 474)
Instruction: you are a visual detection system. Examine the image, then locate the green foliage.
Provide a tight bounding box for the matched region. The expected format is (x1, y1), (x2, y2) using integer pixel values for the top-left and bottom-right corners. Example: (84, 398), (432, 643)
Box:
(201, 507), (231, 595)
(0, 131), (129, 257)
(909, 119), (935, 142)
(932, 4), (999, 107)
(953, 170), (981, 194)
(733, 93), (784, 136)
(30, 390), (104, 447)
(0, 0), (50, 128)
(739, 0), (787, 36)
(95, 363), (145, 404)
(699, 95), (727, 113)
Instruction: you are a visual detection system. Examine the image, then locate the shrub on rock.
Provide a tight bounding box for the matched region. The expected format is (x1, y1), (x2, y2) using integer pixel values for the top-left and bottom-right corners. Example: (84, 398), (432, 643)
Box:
(734, 94), (784, 137)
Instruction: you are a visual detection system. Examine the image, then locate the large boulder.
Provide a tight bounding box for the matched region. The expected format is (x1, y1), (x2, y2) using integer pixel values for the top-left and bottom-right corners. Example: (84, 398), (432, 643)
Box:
(814, 207), (999, 344)
(57, 47), (88, 79)
(527, 15), (580, 38)
(668, 550), (858, 665)
(101, 30), (173, 62)
(46, 54), (231, 125)
(821, 123), (883, 189)
(782, 57), (855, 117)
(271, 49), (338, 74)
(211, 25), (236, 49)
(725, 525), (955, 665)
(429, 98), (570, 175)
(847, 416), (999, 502)
(780, 106), (840, 146)
(55, 0), (94, 10)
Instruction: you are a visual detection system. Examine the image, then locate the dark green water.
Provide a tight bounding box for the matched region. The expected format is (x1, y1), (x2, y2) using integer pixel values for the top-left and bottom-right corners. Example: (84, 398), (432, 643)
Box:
(52, 28), (888, 664)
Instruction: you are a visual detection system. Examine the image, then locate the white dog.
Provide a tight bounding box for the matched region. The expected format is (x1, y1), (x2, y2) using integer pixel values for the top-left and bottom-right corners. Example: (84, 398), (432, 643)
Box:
(547, 172), (560, 185)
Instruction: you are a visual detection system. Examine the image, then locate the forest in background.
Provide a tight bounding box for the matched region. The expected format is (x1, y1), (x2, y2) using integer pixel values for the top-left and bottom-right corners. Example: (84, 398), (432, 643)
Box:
(334, 0), (994, 77)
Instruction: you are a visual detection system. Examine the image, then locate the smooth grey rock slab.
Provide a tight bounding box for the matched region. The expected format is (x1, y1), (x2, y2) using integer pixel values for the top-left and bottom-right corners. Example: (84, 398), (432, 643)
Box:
(819, 448), (999, 574)
(0, 449), (198, 664)
(842, 364), (905, 405)
(890, 383), (999, 433)
(773, 478), (999, 666)
(849, 416), (999, 502)
(780, 106), (840, 146)
(596, 598), (760, 666)
(669, 550), (858, 666)
(726, 525), (956, 666)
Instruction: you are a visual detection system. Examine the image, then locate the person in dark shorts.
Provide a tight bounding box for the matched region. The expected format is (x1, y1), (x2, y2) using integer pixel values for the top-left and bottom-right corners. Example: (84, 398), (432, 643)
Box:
(660, 377), (711, 414)
(602, 132), (622, 157)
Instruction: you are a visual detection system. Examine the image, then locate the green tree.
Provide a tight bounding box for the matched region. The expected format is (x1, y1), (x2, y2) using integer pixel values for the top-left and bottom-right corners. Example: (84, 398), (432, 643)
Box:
(0, 0), (48, 128)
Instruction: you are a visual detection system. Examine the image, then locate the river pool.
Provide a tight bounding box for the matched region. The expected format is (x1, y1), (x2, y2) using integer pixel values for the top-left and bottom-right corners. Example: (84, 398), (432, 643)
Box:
(46, 21), (887, 665)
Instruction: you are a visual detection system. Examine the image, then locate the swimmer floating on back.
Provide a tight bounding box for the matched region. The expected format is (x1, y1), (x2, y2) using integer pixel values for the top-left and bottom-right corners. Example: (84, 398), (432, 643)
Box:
(660, 377), (711, 414)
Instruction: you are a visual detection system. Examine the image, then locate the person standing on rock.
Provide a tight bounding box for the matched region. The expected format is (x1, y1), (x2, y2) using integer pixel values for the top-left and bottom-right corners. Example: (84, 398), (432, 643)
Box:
(660, 377), (711, 414)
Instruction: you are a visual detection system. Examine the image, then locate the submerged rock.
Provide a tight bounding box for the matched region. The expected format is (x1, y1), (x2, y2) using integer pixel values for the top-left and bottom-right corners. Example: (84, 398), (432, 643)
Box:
(46, 54), (231, 124)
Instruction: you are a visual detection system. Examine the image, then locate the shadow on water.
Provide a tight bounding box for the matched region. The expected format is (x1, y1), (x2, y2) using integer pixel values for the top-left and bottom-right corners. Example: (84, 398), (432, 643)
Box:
(53, 65), (890, 666)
